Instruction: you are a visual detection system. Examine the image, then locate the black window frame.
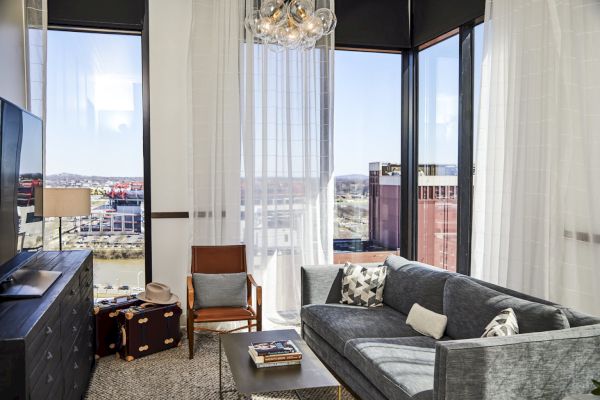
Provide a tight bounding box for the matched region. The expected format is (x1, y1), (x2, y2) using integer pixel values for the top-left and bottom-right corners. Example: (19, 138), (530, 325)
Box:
(400, 18), (484, 275)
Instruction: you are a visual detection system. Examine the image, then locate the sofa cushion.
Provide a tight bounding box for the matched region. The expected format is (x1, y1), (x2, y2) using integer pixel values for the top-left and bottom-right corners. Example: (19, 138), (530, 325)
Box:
(444, 276), (570, 339)
(301, 304), (420, 354)
(383, 258), (452, 315)
(344, 337), (439, 400)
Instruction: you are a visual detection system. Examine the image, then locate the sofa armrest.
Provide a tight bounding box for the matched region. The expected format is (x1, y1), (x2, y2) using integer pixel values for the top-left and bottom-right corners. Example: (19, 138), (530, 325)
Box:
(301, 263), (380, 306)
(434, 324), (600, 400)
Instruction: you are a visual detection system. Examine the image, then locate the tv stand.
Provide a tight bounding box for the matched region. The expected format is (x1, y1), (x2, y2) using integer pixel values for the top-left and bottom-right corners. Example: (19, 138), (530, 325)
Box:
(0, 250), (94, 399)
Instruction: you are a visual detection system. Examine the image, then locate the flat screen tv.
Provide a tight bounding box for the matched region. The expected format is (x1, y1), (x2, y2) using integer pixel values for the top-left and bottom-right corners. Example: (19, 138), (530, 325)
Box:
(0, 97), (60, 298)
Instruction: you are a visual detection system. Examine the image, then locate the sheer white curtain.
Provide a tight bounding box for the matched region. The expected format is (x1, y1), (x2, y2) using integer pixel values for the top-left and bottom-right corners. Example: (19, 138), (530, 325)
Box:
(472, 0), (600, 316)
(241, 0), (335, 325)
(189, 0), (242, 246)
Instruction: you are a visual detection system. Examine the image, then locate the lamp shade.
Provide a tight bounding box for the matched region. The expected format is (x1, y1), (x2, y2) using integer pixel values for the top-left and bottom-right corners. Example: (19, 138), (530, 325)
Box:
(35, 188), (91, 217)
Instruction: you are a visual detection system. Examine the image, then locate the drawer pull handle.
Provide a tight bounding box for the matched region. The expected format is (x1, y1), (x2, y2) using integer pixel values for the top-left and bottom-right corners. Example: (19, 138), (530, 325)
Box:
(72, 308), (78, 315)
(88, 324), (93, 332)
(74, 361), (79, 370)
(74, 382), (79, 390)
(108, 311), (119, 318)
(164, 311), (174, 318)
(46, 351), (53, 360)
(45, 326), (53, 335)
(138, 318), (148, 324)
(164, 338), (174, 344)
(74, 345), (79, 353)
(72, 325), (78, 333)
(70, 289), (76, 296)
(47, 374), (54, 384)
(139, 345), (149, 352)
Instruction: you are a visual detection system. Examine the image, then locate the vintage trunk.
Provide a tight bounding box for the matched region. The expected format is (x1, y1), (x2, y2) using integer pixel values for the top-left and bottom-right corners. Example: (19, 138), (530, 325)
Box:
(93, 296), (143, 358)
(117, 302), (182, 361)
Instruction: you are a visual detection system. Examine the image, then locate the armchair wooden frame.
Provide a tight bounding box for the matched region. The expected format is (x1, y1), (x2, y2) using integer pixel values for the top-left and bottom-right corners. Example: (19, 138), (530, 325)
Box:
(187, 245), (262, 359)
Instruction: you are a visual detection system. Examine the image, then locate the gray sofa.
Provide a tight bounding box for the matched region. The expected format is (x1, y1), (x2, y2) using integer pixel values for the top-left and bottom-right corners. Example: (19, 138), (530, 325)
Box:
(300, 255), (600, 400)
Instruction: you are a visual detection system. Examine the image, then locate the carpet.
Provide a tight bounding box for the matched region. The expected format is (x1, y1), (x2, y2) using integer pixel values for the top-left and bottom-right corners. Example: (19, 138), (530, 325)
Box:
(85, 332), (355, 400)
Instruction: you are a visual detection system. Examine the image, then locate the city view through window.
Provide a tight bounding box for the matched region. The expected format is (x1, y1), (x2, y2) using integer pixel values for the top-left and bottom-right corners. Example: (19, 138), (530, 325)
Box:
(46, 31), (145, 298)
(334, 30), (483, 271)
(333, 50), (402, 264)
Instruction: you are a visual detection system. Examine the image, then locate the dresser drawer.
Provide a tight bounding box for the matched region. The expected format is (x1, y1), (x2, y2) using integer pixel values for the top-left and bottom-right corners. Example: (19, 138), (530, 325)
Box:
(26, 304), (60, 366)
(79, 261), (93, 286)
(64, 334), (93, 400)
(61, 276), (79, 308)
(29, 359), (62, 400)
(79, 272), (93, 300)
(28, 333), (61, 392)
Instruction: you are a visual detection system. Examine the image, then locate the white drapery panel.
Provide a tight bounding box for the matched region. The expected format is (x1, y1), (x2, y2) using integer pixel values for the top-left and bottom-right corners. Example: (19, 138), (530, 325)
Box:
(241, 0), (335, 324)
(189, 0), (242, 246)
(472, 0), (600, 316)
(26, 0), (47, 119)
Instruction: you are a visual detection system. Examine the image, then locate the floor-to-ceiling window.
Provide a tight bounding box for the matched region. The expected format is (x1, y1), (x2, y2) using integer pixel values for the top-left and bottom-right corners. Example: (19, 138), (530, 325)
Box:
(417, 35), (459, 271)
(333, 50), (402, 264)
(46, 30), (145, 297)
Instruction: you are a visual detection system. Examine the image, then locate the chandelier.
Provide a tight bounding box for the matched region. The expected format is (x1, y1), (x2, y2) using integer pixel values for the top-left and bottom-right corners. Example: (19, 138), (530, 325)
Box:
(244, 0), (337, 51)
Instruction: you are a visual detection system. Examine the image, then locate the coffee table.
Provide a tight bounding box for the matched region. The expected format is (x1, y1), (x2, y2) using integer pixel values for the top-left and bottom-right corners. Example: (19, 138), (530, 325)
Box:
(219, 329), (341, 399)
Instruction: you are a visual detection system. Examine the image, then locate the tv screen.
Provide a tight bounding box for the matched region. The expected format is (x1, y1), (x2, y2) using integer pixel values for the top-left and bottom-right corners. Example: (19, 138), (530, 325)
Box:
(0, 98), (44, 273)
(17, 111), (44, 251)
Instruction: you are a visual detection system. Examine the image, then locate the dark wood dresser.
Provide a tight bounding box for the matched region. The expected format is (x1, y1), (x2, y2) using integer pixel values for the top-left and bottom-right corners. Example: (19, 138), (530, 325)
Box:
(0, 251), (95, 400)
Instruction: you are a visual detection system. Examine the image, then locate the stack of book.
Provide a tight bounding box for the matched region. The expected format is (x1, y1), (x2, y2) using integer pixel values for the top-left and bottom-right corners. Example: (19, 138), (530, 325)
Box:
(248, 340), (303, 368)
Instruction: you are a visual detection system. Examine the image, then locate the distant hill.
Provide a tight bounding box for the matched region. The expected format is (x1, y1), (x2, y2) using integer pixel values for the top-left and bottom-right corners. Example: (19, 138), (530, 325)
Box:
(335, 174), (368, 182)
(47, 173), (143, 181)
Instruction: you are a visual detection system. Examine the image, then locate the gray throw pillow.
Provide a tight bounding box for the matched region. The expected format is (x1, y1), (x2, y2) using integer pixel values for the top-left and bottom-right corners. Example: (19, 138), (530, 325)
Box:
(192, 272), (247, 310)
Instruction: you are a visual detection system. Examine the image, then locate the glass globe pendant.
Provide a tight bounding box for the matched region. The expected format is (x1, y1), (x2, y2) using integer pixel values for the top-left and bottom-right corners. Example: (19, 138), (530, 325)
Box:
(245, 0), (337, 51)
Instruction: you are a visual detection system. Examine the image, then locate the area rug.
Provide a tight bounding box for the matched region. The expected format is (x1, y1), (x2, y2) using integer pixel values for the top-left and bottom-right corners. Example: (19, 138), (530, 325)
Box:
(85, 332), (355, 400)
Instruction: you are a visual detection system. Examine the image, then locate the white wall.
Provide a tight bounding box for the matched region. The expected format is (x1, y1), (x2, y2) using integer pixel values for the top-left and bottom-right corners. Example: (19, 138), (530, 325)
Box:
(0, 0), (26, 107)
(148, 0), (192, 311)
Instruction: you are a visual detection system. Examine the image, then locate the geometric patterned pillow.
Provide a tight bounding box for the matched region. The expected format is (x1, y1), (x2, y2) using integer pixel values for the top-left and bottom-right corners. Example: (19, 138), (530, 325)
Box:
(482, 308), (519, 337)
(340, 263), (387, 308)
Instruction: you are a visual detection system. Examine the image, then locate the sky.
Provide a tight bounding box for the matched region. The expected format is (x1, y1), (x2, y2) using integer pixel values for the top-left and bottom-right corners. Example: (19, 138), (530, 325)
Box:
(45, 28), (483, 179)
(333, 50), (403, 177)
(46, 30), (143, 177)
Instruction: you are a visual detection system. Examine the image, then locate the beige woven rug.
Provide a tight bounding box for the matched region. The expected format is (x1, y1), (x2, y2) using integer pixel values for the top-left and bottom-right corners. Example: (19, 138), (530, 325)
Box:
(85, 332), (355, 400)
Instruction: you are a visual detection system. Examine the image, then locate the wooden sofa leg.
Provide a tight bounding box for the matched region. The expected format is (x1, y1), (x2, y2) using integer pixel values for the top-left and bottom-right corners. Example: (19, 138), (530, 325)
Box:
(188, 316), (194, 359)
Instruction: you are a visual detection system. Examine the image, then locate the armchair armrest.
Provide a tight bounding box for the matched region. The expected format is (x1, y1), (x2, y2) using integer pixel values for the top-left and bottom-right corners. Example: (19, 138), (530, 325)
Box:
(187, 276), (194, 311)
(247, 274), (262, 330)
(434, 324), (600, 400)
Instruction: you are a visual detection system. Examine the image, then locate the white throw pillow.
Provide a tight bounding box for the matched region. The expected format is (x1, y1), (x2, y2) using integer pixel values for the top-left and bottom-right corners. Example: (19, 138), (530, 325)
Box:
(406, 303), (448, 339)
(340, 263), (387, 308)
(482, 308), (519, 337)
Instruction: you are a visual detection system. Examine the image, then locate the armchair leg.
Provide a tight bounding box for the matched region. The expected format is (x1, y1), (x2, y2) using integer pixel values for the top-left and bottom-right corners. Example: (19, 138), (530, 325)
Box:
(247, 321), (252, 332)
(188, 314), (194, 359)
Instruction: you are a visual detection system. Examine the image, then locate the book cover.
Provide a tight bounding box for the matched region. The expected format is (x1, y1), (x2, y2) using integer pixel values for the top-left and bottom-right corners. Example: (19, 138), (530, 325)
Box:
(250, 340), (300, 356)
(248, 346), (302, 363)
(248, 349), (302, 368)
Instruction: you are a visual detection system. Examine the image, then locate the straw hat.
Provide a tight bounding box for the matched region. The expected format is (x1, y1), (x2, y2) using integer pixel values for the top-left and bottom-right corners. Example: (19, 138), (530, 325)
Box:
(137, 282), (179, 305)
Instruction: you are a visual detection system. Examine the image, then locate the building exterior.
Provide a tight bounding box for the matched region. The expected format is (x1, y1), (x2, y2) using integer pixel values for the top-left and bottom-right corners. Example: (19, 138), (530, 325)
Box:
(368, 162), (458, 272)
